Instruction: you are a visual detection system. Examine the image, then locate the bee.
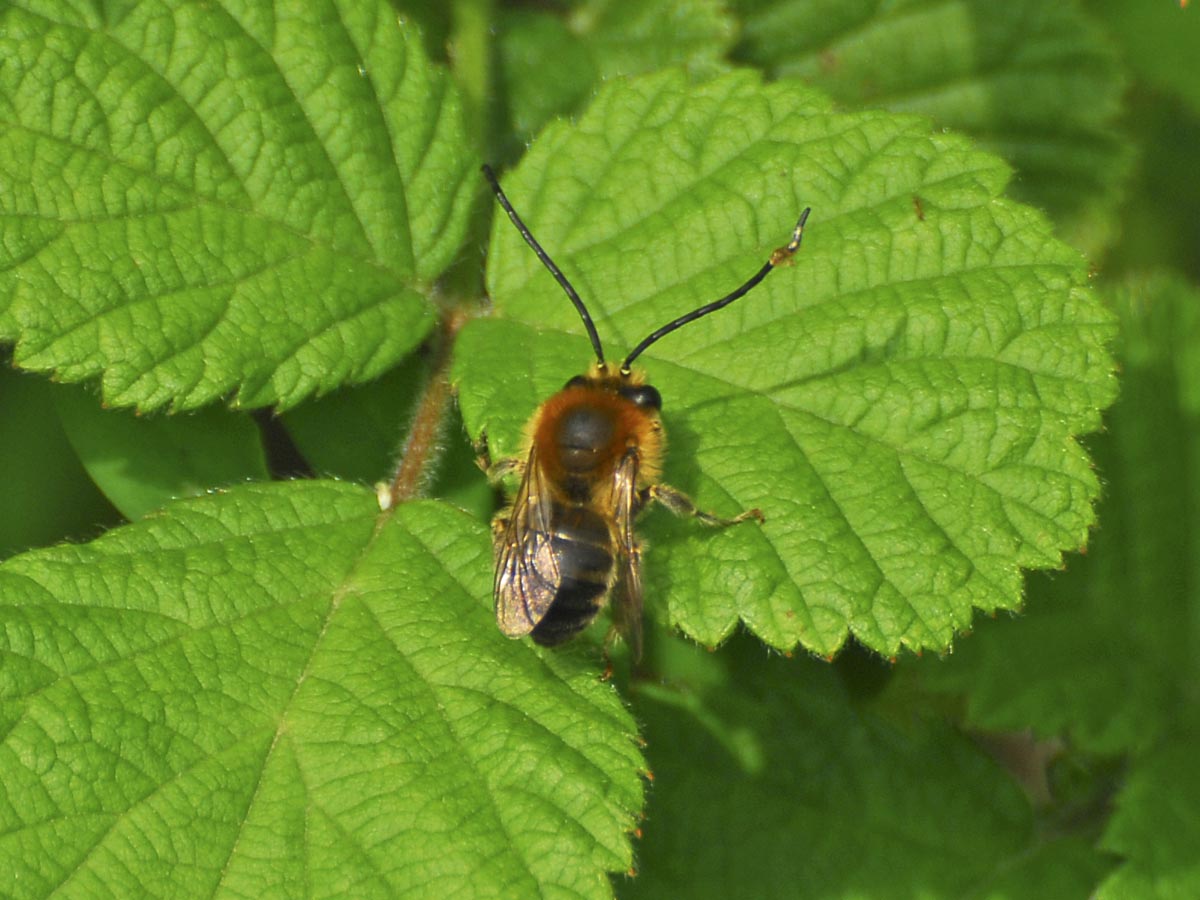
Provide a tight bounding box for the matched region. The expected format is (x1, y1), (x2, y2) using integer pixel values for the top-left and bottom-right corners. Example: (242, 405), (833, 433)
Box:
(481, 165), (810, 661)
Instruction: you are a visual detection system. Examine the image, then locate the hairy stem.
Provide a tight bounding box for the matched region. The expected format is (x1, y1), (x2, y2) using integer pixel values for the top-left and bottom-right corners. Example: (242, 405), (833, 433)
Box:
(386, 310), (468, 507)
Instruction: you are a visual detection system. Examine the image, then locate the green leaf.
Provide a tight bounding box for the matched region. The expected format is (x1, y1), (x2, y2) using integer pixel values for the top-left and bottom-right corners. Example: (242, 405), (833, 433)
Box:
(0, 484), (643, 897)
(0, 367), (120, 557)
(730, 0), (1130, 250)
(389, 2), (453, 61)
(918, 273), (1200, 754)
(1098, 722), (1200, 899)
(53, 382), (268, 521)
(618, 640), (1111, 898)
(0, 1), (475, 411)
(497, 0), (735, 151)
(456, 70), (1117, 657)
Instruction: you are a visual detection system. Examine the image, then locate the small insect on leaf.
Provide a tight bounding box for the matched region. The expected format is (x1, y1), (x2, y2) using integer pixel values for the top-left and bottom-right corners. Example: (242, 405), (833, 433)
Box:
(481, 165), (809, 662)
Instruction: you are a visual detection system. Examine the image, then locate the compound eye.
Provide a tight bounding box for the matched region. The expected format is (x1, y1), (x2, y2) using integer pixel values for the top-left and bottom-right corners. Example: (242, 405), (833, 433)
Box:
(621, 384), (662, 410)
(563, 374), (589, 390)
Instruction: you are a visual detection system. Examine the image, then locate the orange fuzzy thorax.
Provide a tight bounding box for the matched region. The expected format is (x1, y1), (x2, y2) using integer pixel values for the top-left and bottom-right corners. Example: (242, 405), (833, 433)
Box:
(526, 368), (664, 491)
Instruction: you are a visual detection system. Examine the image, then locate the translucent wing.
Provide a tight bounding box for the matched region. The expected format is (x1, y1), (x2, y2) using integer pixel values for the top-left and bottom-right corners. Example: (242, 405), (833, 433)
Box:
(608, 449), (644, 661)
(494, 444), (560, 636)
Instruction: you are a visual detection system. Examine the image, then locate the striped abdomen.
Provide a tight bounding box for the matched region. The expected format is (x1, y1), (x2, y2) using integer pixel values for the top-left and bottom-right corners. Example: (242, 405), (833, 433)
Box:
(530, 502), (615, 647)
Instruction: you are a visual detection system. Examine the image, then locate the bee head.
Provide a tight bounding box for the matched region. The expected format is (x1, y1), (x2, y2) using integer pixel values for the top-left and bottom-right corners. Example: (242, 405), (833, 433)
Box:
(563, 368), (662, 412)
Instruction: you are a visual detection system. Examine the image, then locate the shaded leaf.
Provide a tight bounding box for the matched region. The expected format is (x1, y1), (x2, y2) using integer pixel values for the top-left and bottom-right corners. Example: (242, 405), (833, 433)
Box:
(282, 359), (493, 518)
(1098, 721), (1200, 899)
(1100, 90), (1200, 283)
(618, 639), (1110, 899)
(498, 0), (734, 151)
(282, 356), (425, 483)
(0, 368), (120, 557)
(1087, 0), (1200, 116)
(53, 382), (268, 520)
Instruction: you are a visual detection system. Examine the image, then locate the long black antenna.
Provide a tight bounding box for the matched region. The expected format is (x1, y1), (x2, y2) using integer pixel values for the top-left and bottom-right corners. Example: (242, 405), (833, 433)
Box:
(481, 165), (607, 367)
(620, 208), (812, 374)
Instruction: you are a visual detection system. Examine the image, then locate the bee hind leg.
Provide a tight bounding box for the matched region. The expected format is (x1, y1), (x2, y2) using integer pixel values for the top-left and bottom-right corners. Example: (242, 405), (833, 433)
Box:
(490, 514), (509, 544)
(647, 484), (765, 527)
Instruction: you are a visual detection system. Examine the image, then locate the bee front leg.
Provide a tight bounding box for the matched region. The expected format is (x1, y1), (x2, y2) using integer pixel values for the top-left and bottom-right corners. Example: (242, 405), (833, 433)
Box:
(647, 484), (765, 527)
(474, 432), (524, 483)
(486, 458), (524, 483)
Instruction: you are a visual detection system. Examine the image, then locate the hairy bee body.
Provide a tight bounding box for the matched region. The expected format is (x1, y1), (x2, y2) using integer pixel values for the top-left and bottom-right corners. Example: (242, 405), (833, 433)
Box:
(523, 503), (612, 646)
(493, 367), (663, 657)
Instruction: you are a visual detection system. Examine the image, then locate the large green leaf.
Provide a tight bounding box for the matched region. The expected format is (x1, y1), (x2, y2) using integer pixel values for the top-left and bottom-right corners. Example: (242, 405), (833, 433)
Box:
(0, 1), (475, 411)
(455, 70), (1117, 658)
(730, 0), (1130, 250)
(0, 484), (643, 897)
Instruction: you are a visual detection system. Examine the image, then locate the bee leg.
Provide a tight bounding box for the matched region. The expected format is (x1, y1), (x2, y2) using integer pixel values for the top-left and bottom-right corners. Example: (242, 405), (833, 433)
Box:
(474, 434), (525, 483)
(473, 432), (494, 472)
(647, 484), (765, 527)
(490, 514), (509, 544)
(600, 651), (615, 682)
(486, 457), (524, 483)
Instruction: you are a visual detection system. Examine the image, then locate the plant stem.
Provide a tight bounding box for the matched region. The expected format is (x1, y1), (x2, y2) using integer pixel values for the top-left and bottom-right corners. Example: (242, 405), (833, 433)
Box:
(386, 310), (468, 507)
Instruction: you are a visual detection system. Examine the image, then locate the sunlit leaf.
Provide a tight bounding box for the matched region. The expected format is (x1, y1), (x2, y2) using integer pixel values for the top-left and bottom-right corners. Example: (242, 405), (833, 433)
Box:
(0, 484), (643, 897)
(0, 1), (474, 411)
(457, 70), (1117, 657)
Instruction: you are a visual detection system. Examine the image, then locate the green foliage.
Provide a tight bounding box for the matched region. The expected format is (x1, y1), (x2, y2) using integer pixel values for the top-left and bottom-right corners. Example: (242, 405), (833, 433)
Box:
(496, 0), (734, 154)
(1087, 0), (1200, 115)
(0, 367), (120, 556)
(0, 0), (1195, 897)
(920, 274), (1200, 896)
(920, 274), (1200, 756)
(1087, 0), (1200, 281)
(1099, 721), (1200, 898)
(623, 637), (1113, 898)
(53, 382), (268, 520)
